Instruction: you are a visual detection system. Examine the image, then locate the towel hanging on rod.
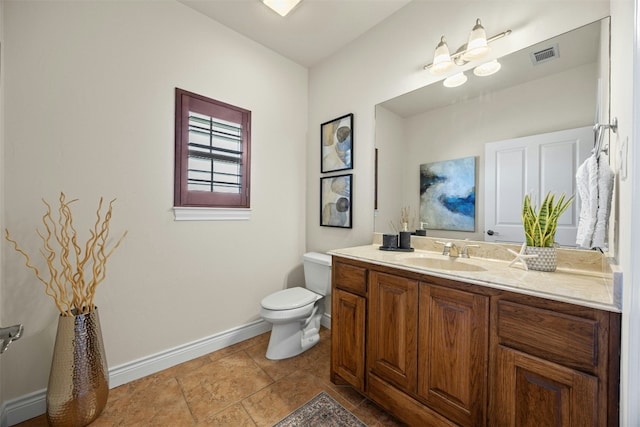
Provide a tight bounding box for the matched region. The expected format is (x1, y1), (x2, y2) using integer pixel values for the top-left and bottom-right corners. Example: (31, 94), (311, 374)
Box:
(593, 117), (618, 158)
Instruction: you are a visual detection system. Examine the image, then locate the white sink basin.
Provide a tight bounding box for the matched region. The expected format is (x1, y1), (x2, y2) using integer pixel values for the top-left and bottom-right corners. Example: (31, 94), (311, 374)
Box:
(400, 256), (487, 272)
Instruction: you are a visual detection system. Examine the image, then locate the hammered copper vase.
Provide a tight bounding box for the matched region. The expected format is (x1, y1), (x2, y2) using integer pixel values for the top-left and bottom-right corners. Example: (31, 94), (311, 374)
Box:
(46, 307), (109, 427)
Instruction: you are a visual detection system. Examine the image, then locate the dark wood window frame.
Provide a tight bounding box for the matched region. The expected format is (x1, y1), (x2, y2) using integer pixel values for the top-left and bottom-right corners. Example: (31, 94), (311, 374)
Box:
(174, 88), (251, 208)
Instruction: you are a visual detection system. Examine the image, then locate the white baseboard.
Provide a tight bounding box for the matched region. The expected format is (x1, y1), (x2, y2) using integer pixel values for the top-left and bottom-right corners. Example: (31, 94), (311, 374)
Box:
(2, 314), (331, 427)
(109, 319), (272, 388)
(1, 390), (46, 427)
(321, 312), (331, 329)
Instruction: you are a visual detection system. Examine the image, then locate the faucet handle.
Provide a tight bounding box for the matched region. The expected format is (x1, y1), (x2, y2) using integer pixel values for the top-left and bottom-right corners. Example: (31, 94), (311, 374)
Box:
(460, 244), (480, 258)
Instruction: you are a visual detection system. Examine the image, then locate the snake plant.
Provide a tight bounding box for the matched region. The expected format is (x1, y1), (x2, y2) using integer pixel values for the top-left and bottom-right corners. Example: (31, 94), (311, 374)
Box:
(522, 192), (574, 247)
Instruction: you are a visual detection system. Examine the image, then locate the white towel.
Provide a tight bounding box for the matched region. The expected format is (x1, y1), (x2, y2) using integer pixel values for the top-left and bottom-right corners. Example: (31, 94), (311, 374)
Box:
(575, 153), (615, 249)
(592, 155), (614, 248)
(575, 154), (599, 248)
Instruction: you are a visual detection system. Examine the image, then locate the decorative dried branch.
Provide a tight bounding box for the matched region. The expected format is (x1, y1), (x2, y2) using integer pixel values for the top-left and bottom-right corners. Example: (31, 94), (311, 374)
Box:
(393, 206), (418, 232)
(4, 193), (127, 316)
(400, 207), (410, 224)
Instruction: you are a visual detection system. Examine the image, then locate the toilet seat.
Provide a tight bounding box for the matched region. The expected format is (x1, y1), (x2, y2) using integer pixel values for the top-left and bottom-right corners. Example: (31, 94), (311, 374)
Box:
(261, 287), (320, 311)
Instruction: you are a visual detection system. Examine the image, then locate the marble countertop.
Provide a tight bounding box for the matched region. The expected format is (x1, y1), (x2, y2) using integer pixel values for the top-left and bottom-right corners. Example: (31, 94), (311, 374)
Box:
(328, 238), (621, 313)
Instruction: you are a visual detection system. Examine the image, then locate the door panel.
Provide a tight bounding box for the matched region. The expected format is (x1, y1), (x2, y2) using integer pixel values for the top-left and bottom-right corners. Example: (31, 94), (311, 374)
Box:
(331, 289), (366, 391)
(417, 284), (489, 427)
(368, 271), (418, 393)
(484, 126), (592, 246)
(492, 345), (598, 427)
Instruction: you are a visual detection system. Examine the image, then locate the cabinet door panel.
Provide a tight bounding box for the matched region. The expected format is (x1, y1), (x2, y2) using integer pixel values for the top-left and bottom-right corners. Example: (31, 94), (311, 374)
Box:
(418, 284), (489, 427)
(331, 289), (366, 391)
(368, 271), (418, 393)
(492, 345), (598, 427)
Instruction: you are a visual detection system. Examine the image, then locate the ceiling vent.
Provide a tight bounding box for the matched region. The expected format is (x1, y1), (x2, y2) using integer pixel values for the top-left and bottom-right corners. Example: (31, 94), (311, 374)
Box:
(530, 43), (560, 65)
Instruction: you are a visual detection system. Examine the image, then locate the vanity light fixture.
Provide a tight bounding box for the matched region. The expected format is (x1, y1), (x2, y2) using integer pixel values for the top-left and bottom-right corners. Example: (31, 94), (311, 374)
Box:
(424, 19), (511, 78)
(262, 0), (302, 17)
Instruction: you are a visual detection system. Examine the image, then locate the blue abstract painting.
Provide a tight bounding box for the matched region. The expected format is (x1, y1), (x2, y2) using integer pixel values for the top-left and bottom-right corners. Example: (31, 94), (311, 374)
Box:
(420, 156), (476, 232)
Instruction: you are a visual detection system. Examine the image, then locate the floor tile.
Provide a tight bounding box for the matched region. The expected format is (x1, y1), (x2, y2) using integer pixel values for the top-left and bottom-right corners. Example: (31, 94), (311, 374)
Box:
(178, 350), (273, 423)
(352, 398), (408, 427)
(241, 369), (329, 427)
(244, 340), (311, 382)
(195, 402), (257, 426)
(94, 376), (195, 426)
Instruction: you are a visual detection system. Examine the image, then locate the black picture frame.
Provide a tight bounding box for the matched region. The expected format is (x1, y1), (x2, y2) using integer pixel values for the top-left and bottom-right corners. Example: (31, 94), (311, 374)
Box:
(320, 174), (352, 228)
(321, 113), (353, 173)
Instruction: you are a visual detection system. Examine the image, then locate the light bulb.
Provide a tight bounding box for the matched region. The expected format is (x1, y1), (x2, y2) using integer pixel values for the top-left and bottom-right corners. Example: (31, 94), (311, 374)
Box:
(443, 72), (467, 88)
(474, 59), (501, 76)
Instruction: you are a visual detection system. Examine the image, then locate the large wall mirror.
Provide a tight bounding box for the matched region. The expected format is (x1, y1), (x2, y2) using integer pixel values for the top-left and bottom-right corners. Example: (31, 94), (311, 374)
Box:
(374, 17), (610, 245)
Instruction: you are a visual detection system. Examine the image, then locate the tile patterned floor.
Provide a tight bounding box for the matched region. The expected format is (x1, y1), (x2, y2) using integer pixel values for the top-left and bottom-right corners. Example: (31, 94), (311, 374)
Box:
(14, 328), (405, 426)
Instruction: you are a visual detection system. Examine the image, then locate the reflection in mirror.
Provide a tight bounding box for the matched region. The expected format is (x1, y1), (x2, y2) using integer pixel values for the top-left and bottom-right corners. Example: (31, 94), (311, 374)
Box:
(374, 18), (610, 246)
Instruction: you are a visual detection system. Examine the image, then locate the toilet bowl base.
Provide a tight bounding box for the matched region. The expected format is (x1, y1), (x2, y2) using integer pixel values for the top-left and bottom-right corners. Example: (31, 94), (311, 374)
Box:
(265, 314), (322, 360)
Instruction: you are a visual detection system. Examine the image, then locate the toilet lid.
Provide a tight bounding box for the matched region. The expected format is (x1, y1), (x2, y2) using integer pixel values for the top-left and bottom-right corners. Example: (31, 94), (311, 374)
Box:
(261, 287), (319, 310)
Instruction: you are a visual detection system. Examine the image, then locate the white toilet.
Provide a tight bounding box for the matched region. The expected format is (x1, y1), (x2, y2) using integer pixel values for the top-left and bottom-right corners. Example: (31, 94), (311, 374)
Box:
(260, 252), (332, 360)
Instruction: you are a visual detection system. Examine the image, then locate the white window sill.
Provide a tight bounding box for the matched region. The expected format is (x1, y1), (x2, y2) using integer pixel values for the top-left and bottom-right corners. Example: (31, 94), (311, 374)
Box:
(173, 207), (251, 221)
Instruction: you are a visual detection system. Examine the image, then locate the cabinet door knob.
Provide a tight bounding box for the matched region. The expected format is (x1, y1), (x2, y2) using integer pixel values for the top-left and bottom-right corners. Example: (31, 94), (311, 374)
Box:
(487, 229), (495, 236)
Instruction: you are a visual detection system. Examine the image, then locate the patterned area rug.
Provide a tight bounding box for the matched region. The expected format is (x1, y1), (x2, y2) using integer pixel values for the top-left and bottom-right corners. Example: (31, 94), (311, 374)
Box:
(273, 391), (367, 427)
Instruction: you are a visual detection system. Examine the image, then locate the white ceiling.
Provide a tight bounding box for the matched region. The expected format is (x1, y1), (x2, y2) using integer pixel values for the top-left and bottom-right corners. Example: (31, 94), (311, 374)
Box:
(178, 0), (412, 67)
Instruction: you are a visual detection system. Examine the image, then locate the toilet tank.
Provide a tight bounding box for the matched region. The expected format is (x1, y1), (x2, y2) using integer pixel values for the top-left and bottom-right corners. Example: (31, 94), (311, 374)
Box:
(303, 252), (332, 296)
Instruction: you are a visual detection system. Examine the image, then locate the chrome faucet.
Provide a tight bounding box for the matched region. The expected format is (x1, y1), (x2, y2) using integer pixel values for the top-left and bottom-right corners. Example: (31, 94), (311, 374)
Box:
(437, 241), (459, 257)
(437, 241), (480, 258)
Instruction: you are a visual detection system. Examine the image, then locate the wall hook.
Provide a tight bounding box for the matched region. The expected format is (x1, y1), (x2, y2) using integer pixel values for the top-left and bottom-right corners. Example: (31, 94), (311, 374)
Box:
(593, 117), (618, 158)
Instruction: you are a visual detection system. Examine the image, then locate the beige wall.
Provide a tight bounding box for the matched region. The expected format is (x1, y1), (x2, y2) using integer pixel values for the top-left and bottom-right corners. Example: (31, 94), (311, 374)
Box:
(1, 0), (307, 401)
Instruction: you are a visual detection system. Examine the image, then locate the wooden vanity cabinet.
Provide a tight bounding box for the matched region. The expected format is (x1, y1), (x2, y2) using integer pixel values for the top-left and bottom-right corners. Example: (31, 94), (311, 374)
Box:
(331, 260), (367, 392)
(368, 273), (490, 427)
(330, 256), (621, 427)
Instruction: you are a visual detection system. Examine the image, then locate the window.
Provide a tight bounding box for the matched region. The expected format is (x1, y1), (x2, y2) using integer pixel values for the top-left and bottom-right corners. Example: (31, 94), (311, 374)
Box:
(174, 88), (251, 209)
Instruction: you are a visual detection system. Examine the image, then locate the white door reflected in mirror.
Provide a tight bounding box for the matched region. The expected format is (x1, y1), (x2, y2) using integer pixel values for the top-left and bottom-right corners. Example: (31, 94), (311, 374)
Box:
(484, 126), (592, 246)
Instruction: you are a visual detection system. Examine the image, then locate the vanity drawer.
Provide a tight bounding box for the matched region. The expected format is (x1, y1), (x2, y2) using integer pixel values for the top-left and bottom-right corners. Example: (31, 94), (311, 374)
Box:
(334, 261), (367, 296)
(496, 300), (598, 372)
